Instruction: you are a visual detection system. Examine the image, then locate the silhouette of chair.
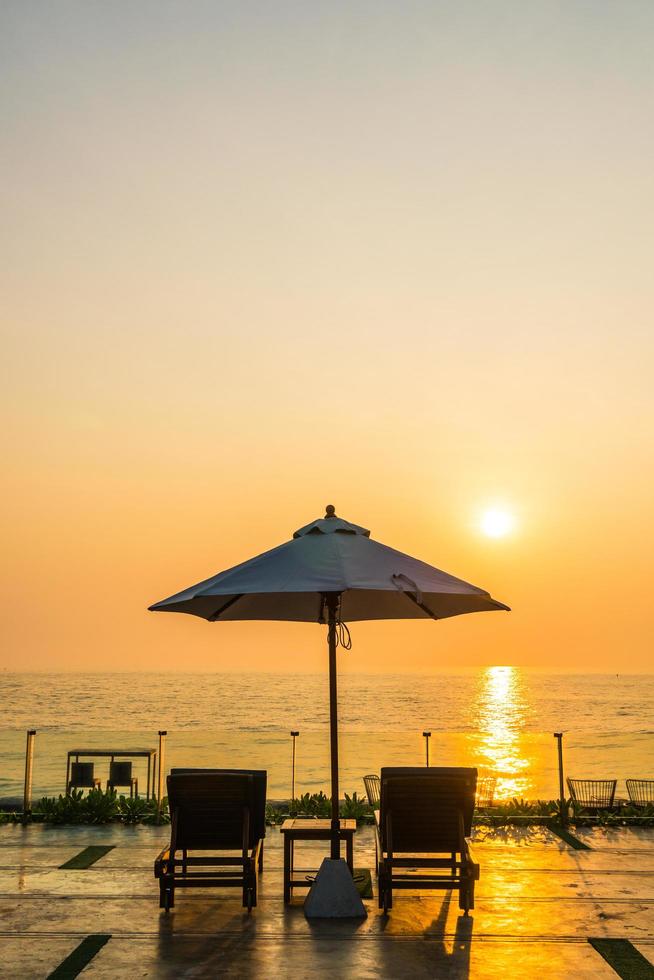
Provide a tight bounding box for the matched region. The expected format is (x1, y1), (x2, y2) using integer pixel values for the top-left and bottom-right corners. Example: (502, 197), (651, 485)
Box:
(363, 774), (380, 808)
(626, 779), (654, 807)
(107, 761), (138, 798)
(376, 767), (479, 915)
(567, 778), (617, 811)
(67, 762), (101, 794)
(154, 768), (266, 912)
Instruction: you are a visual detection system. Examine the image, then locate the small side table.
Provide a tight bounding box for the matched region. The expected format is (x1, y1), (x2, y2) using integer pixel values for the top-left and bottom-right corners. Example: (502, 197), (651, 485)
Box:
(280, 818), (357, 903)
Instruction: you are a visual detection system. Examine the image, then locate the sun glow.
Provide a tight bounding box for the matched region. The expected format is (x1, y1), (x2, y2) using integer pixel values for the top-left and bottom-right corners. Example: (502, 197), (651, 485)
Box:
(472, 665), (531, 799)
(480, 508), (514, 538)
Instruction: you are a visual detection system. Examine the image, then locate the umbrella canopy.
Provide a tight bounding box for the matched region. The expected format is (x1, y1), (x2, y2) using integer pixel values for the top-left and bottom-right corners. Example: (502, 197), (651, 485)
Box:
(149, 506), (509, 913)
(149, 508), (510, 623)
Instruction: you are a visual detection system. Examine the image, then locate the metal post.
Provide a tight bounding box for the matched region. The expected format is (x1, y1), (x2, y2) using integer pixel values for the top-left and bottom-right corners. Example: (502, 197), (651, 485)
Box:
(423, 731), (431, 767)
(156, 730), (167, 823)
(290, 731), (299, 802)
(23, 730), (36, 818)
(554, 732), (566, 825)
(327, 594), (340, 860)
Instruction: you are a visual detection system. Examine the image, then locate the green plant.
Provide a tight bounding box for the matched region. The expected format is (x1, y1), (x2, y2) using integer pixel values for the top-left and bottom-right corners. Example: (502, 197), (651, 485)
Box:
(289, 791), (332, 818)
(33, 789), (168, 825)
(339, 792), (374, 825)
(118, 795), (151, 824)
(83, 788), (119, 824)
(265, 802), (285, 826)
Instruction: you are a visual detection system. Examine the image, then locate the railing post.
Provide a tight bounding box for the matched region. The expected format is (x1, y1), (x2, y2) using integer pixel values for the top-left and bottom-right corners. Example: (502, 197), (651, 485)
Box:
(554, 732), (567, 825)
(290, 731), (299, 802)
(23, 730), (36, 820)
(156, 730), (167, 823)
(423, 731), (431, 767)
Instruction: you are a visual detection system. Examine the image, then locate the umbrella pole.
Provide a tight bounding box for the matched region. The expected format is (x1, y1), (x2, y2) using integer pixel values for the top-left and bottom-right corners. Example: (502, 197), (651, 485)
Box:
(327, 594), (340, 860)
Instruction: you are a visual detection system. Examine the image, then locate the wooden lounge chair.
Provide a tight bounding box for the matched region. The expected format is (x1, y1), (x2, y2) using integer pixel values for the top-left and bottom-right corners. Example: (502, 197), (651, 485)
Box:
(626, 779), (654, 807)
(154, 768), (266, 912)
(363, 774), (380, 808)
(376, 767), (479, 915)
(566, 778), (617, 812)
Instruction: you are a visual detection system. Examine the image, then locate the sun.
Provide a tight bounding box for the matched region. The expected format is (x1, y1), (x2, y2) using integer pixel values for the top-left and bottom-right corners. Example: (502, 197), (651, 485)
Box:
(480, 508), (514, 538)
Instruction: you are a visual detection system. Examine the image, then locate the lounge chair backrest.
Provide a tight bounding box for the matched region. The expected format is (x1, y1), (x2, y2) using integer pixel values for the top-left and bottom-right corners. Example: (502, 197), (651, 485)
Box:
(566, 778), (616, 808)
(167, 771), (264, 849)
(170, 768), (267, 843)
(626, 779), (654, 805)
(379, 767), (477, 852)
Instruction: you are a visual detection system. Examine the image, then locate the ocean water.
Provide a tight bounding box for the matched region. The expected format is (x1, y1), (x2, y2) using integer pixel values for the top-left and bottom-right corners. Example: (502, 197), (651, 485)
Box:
(1, 669), (653, 802)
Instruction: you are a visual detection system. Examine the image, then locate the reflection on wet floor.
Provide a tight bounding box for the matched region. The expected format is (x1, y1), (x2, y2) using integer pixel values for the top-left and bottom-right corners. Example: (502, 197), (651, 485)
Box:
(1, 824), (654, 977)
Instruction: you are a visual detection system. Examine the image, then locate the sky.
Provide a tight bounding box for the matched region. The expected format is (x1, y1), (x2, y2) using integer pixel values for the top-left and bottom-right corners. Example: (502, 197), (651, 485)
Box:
(2, 1), (653, 673)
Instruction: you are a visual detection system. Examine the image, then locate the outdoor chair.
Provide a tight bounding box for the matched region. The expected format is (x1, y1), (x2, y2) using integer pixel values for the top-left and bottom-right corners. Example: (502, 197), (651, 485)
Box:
(475, 776), (497, 809)
(154, 768), (266, 912)
(376, 767), (479, 915)
(567, 778), (617, 812)
(626, 779), (654, 807)
(363, 774), (380, 808)
(107, 761), (138, 798)
(67, 762), (101, 794)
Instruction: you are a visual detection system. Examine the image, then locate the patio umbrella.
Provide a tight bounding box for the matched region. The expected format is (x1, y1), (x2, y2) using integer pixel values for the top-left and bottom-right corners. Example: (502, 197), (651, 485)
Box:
(149, 506), (509, 914)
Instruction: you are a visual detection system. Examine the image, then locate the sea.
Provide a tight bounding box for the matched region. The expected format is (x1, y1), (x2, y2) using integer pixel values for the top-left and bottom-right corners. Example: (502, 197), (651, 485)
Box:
(1, 669), (653, 804)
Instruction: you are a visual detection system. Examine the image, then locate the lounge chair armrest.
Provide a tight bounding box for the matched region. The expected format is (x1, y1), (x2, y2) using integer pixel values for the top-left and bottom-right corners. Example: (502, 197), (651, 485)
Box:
(463, 839), (480, 880)
(374, 814), (382, 856)
(154, 846), (171, 877)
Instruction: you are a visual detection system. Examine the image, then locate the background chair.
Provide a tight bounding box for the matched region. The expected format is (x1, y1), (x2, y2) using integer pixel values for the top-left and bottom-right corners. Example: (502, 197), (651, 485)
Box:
(475, 776), (497, 809)
(567, 778), (617, 811)
(67, 762), (101, 794)
(626, 779), (654, 807)
(107, 761), (138, 798)
(363, 774), (380, 808)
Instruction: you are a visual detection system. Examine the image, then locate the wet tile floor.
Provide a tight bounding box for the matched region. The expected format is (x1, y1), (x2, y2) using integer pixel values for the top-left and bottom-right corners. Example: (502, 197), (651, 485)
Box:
(1, 823), (653, 977)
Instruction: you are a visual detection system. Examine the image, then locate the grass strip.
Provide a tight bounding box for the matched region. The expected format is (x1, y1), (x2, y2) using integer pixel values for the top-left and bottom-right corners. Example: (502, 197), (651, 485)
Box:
(353, 867), (373, 899)
(59, 845), (115, 869)
(588, 938), (654, 979)
(548, 823), (591, 850)
(47, 934), (111, 979)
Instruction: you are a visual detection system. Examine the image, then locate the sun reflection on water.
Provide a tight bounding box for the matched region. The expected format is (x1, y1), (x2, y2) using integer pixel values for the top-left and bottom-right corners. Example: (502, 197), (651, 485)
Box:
(472, 665), (531, 799)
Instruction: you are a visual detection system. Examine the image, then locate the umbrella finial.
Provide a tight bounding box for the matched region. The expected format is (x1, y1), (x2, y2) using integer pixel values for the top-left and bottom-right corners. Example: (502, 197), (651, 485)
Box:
(325, 504), (336, 518)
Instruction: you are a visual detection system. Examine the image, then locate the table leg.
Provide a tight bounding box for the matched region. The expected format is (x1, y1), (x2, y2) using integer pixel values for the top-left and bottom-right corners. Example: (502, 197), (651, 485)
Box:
(346, 834), (354, 873)
(283, 835), (291, 904)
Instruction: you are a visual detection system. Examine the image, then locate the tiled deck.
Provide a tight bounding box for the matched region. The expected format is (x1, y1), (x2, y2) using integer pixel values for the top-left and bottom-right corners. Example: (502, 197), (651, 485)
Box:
(1, 823), (654, 977)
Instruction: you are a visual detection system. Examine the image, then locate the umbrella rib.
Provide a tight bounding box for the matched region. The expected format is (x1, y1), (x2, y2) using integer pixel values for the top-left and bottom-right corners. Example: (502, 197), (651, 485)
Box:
(207, 595), (244, 621)
(401, 590), (439, 620)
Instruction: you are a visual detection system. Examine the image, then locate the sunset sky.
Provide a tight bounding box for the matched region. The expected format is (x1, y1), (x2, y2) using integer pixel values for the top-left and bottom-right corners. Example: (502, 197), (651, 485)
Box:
(3, 2), (653, 673)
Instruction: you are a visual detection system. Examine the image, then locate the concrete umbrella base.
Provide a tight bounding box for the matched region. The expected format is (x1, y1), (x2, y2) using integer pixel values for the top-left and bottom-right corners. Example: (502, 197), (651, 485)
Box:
(303, 858), (367, 919)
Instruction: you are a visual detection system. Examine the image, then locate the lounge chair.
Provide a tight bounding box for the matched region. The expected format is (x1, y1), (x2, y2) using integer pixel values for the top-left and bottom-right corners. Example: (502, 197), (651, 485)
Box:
(566, 778), (617, 812)
(376, 767), (479, 915)
(626, 779), (654, 807)
(475, 775), (497, 809)
(363, 774), (380, 808)
(154, 768), (266, 912)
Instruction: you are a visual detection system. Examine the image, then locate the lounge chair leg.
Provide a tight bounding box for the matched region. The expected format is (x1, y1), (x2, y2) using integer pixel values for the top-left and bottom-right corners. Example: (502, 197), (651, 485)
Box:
(161, 883), (174, 911)
(459, 880), (470, 915)
(258, 841), (264, 873)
